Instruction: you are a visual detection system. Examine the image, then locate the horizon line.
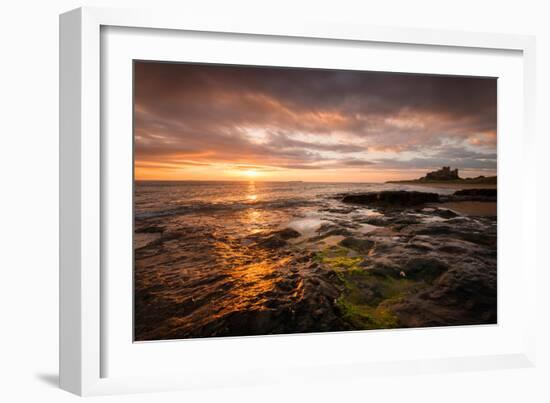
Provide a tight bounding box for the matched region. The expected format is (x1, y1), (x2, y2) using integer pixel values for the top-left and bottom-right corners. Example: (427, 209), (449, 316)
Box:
(134, 176), (497, 184)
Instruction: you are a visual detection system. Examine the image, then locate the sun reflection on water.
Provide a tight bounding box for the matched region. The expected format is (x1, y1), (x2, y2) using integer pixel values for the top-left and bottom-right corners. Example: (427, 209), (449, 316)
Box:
(213, 237), (291, 312)
(245, 209), (263, 234)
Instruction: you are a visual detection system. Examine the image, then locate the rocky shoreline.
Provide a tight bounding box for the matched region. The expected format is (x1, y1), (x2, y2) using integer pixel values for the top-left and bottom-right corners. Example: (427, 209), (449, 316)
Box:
(134, 189), (497, 340)
(341, 188), (496, 206)
(334, 190), (496, 328)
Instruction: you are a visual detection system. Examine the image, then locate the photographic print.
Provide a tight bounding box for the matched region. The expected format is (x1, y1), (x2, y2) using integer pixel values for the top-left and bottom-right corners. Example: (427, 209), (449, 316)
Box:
(133, 62), (497, 341)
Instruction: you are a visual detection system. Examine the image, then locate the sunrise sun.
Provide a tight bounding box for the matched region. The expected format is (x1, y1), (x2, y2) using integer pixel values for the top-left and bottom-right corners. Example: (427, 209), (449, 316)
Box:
(242, 169), (260, 178)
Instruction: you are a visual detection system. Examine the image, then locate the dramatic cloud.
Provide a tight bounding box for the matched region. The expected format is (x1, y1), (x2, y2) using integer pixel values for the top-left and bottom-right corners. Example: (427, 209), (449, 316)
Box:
(134, 61), (497, 181)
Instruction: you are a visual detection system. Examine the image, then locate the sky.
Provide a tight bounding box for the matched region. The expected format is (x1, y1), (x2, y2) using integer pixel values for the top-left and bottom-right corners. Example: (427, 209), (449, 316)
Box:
(134, 61), (497, 182)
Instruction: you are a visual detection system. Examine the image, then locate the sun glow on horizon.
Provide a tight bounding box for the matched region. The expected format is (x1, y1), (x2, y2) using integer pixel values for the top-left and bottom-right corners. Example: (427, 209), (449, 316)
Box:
(134, 162), (497, 183)
(241, 169), (260, 178)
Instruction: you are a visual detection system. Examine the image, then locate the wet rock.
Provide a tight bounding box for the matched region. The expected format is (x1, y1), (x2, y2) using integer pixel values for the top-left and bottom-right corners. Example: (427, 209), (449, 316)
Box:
(255, 228), (301, 249)
(405, 238), (435, 252)
(342, 191), (440, 207)
(320, 206), (355, 214)
(276, 278), (298, 292)
(454, 188), (497, 197)
(276, 228), (302, 240)
(159, 231), (186, 242)
(219, 309), (275, 336)
(136, 225), (165, 233)
(436, 241), (470, 254)
(339, 237), (375, 253)
(308, 226), (352, 243)
(389, 263), (496, 327)
(403, 257), (449, 283)
(360, 216), (389, 226)
(354, 282), (384, 304)
(360, 259), (402, 278)
(402, 218), (496, 246)
(258, 236), (288, 249)
(434, 208), (458, 219)
(438, 188), (497, 203)
(394, 215), (421, 225)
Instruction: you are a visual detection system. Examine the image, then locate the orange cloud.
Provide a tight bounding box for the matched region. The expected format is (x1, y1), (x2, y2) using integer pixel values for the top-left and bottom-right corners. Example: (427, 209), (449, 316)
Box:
(133, 62), (497, 181)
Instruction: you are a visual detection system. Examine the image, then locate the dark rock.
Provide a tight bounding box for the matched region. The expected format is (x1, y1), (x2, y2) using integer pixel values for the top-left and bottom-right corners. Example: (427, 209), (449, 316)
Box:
(403, 257), (449, 283)
(342, 191), (440, 207)
(360, 260), (402, 278)
(434, 208), (458, 219)
(255, 227), (301, 249)
(450, 189), (497, 202)
(276, 228), (302, 240)
(360, 216), (390, 226)
(392, 215), (421, 226)
(390, 262), (497, 327)
(259, 236), (288, 249)
(454, 188), (497, 197)
(307, 225), (353, 243)
(159, 231), (185, 241)
(340, 193), (371, 206)
(339, 237), (375, 253)
(136, 225), (165, 233)
(405, 240), (435, 252)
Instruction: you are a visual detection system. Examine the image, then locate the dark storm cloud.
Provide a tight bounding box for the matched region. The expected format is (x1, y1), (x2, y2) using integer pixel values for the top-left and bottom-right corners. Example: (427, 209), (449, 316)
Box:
(374, 145), (497, 171)
(134, 61), (497, 173)
(265, 132), (366, 153)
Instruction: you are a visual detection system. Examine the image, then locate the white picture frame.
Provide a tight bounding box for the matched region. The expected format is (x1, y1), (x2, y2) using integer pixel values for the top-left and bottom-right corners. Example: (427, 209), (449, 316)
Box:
(59, 6), (538, 396)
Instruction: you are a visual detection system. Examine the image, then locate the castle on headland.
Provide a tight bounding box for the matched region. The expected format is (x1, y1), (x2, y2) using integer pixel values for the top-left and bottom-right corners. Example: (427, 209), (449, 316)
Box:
(386, 166), (495, 184)
(422, 166), (460, 181)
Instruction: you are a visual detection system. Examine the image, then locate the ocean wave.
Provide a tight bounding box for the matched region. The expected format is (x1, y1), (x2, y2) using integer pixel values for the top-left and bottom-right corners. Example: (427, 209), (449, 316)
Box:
(135, 198), (317, 220)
